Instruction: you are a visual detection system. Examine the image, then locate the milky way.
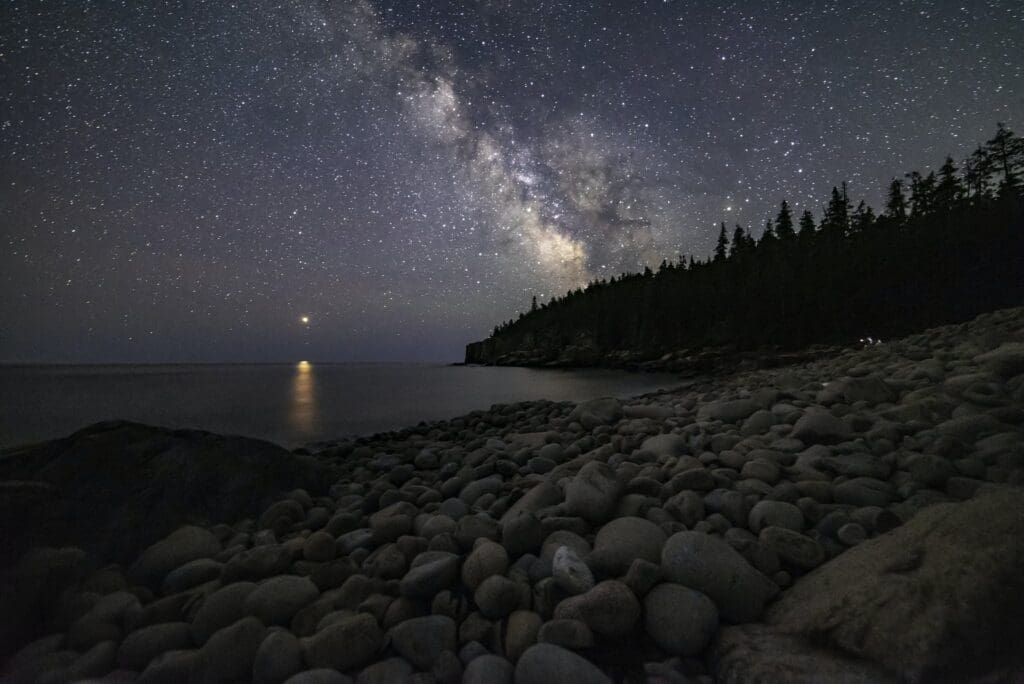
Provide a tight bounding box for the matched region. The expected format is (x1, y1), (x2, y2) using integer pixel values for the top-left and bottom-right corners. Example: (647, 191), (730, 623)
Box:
(2, 1), (1022, 361)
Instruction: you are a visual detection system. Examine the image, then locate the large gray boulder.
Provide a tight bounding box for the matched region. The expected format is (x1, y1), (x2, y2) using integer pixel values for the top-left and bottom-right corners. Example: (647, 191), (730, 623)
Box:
(716, 487), (1024, 683)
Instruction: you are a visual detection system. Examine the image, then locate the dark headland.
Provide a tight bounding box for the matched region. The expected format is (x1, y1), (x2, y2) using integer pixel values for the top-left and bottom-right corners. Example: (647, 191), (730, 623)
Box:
(3, 304), (1024, 682)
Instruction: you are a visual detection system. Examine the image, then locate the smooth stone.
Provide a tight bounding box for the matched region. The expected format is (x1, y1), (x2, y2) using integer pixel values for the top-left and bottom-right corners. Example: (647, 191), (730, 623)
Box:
(567, 397), (623, 429)
(698, 398), (760, 424)
(504, 610), (543, 662)
(464, 654), (514, 684)
(502, 512), (544, 557)
(564, 461), (623, 524)
(301, 613), (383, 671)
(253, 629), (305, 684)
(537, 619), (594, 649)
(400, 551), (460, 598)
(462, 541), (510, 591)
(514, 643), (611, 684)
(302, 531), (337, 562)
(759, 527), (827, 569)
(117, 621), (193, 671)
(638, 433), (688, 459)
(837, 522), (868, 546)
(551, 545), (594, 595)
(588, 516), (667, 576)
(283, 670), (352, 684)
(243, 575), (319, 626)
(130, 526), (221, 589)
(192, 581), (258, 643)
(552, 580), (640, 637)
(388, 615), (457, 670)
(748, 500), (805, 533)
(833, 478), (894, 507)
(222, 544), (293, 581)
(474, 575), (523, 619)
(791, 410), (853, 445)
(161, 558), (223, 594)
(661, 531), (778, 623)
(356, 657), (413, 683)
(643, 583), (719, 656)
(193, 616), (266, 682)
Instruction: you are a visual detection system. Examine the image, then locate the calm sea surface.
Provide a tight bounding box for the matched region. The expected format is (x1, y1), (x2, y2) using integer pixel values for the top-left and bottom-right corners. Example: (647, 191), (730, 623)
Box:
(0, 363), (681, 449)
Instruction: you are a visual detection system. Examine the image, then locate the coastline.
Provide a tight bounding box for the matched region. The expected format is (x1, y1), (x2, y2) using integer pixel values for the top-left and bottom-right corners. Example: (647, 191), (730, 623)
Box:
(3, 306), (1024, 682)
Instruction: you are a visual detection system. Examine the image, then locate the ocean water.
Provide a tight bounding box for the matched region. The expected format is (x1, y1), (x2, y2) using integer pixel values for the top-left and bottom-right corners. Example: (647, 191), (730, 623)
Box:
(0, 363), (681, 449)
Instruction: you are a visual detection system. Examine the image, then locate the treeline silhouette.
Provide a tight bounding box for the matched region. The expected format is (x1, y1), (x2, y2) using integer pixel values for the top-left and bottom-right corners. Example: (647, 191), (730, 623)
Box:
(468, 123), (1024, 364)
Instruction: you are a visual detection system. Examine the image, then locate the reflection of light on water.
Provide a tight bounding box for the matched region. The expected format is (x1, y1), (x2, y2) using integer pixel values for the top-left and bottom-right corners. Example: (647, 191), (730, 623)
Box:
(290, 361), (316, 435)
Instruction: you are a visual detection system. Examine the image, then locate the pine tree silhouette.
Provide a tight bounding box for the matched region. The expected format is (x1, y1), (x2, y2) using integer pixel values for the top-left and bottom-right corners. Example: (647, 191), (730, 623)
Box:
(469, 124), (1024, 367)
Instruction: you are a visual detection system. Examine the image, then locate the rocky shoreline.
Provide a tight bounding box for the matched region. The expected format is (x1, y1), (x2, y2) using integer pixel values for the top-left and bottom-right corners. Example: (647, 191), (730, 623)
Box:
(3, 306), (1024, 683)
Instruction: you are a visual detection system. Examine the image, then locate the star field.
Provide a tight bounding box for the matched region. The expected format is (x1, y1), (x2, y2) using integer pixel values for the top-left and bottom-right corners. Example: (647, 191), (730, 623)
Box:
(2, 1), (1022, 362)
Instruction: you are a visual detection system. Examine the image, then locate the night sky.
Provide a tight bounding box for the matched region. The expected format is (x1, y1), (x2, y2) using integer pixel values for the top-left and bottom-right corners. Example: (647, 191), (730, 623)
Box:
(2, 1), (1021, 363)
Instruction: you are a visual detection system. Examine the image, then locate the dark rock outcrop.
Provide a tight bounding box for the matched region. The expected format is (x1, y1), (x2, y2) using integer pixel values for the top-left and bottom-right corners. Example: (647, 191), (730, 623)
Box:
(0, 421), (335, 568)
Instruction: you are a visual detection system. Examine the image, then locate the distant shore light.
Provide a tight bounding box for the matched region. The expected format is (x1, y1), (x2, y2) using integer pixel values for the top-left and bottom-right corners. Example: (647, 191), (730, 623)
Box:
(301, 315), (310, 324)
